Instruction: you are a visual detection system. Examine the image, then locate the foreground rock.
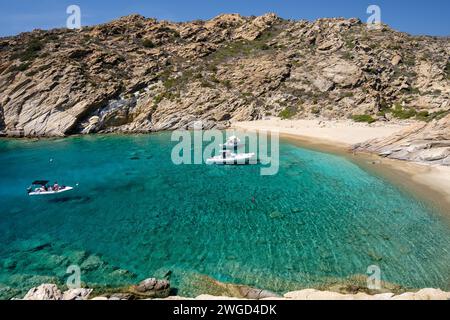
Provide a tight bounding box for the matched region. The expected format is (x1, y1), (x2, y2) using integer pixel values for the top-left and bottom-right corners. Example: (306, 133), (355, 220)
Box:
(23, 284), (93, 300)
(20, 283), (450, 300)
(62, 288), (93, 300)
(128, 278), (171, 299)
(23, 284), (62, 300)
(0, 14), (448, 137)
(281, 288), (450, 300)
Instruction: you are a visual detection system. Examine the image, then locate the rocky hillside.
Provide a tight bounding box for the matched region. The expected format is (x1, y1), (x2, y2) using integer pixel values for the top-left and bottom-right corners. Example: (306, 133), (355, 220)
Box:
(0, 13), (449, 137)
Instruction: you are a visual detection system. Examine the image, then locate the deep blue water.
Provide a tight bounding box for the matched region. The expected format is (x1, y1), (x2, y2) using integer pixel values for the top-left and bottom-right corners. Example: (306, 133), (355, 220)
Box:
(0, 133), (449, 298)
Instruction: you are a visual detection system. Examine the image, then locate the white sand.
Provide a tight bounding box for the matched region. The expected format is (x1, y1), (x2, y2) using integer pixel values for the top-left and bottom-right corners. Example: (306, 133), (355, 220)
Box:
(232, 119), (409, 146)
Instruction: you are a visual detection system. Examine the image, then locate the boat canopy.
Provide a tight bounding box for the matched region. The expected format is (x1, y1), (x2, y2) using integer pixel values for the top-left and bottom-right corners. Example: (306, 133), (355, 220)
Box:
(32, 180), (49, 186)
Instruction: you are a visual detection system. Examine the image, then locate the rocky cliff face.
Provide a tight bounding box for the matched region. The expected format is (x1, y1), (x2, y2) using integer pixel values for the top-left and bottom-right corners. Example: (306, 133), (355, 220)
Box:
(0, 13), (449, 137)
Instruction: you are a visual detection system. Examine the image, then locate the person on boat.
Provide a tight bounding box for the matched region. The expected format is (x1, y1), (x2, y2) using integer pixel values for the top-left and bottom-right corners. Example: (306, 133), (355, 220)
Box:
(53, 182), (60, 191)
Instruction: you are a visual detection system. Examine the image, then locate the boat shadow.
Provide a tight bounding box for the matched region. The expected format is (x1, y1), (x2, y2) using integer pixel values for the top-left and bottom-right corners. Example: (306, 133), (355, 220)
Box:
(47, 196), (92, 204)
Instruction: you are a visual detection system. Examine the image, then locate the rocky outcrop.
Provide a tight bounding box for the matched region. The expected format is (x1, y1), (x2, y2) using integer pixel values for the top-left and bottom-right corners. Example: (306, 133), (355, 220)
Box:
(62, 288), (93, 300)
(128, 278), (171, 299)
(353, 114), (450, 165)
(22, 284), (93, 300)
(280, 288), (450, 300)
(23, 284), (62, 300)
(0, 14), (448, 137)
(20, 283), (450, 300)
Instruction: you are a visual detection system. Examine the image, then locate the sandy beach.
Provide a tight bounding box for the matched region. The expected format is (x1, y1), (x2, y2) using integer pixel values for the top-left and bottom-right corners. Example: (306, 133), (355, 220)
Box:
(232, 119), (410, 146)
(232, 119), (450, 214)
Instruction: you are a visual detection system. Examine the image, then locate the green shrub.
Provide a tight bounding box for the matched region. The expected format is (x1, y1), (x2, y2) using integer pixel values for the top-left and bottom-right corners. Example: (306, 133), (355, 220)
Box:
(415, 111), (430, 121)
(352, 114), (376, 124)
(142, 39), (156, 48)
(13, 39), (44, 62)
(279, 106), (298, 119)
(426, 110), (449, 121)
(222, 80), (232, 89)
(391, 104), (417, 119)
(310, 107), (320, 115)
(154, 94), (164, 104)
(407, 87), (420, 95)
(12, 62), (31, 72)
(163, 77), (176, 89)
(341, 91), (354, 99)
(200, 80), (213, 88)
(345, 39), (355, 49)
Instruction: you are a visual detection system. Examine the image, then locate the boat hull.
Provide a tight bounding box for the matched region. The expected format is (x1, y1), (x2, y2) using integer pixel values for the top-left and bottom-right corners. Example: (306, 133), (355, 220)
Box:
(206, 154), (256, 165)
(28, 187), (74, 196)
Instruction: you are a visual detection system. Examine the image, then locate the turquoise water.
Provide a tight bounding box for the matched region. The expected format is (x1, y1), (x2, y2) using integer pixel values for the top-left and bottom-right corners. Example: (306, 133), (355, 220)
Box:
(0, 133), (449, 299)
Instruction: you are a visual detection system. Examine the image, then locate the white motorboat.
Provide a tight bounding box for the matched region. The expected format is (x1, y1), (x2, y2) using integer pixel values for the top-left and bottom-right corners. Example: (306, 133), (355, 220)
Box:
(207, 150), (256, 165)
(27, 180), (74, 196)
(220, 136), (244, 149)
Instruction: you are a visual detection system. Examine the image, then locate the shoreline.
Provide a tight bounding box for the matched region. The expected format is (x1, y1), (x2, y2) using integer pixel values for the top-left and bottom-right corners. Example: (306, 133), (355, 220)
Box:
(232, 120), (450, 216)
(19, 282), (450, 301)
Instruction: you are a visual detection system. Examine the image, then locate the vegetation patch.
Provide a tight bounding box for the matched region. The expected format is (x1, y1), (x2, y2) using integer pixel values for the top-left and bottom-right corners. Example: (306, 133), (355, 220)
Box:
(206, 27), (280, 63)
(391, 104), (417, 119)
(310, 107), (320, 115)
(12, 38), (44, 62)
(352, 114), (376, 124)
(11, 62), (31, 72)
(415, 110), (449, 122)
(142, 39), (156, 48)
(278, 106), (298, 119)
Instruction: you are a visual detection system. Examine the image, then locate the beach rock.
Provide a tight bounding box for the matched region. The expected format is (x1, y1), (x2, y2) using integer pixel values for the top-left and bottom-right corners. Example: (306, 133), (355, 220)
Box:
(129, 278), (171, 298)
(237, 287), (279, 300)
(23, 284), (62, 300)
(354, 114), (450, 165)
(283, 289), (450, 300)
(392, 288), (450, 300)
(419, 148), (450, 162)
(196, 295), (245, 300)
(91, 296), (109, 300)
(62, 288), (93, 300)
(107, 293), (134, 300)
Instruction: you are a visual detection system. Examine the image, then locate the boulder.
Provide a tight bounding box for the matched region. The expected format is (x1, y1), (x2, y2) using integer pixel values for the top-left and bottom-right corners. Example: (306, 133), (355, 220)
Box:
(129, 278), (171, 298)
(62, 288), (93, 300)
(391, 54), (402, 66)
(23, 284), (62, 300)
(419, 148), (450, 162)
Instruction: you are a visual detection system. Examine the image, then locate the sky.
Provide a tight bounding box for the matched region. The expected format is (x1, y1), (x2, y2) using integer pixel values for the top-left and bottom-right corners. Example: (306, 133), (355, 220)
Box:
(0, 0), (449, 37)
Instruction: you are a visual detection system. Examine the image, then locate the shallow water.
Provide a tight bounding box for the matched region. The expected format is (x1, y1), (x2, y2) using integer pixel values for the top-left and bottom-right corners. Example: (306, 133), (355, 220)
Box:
(0, 133), (449, 298)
